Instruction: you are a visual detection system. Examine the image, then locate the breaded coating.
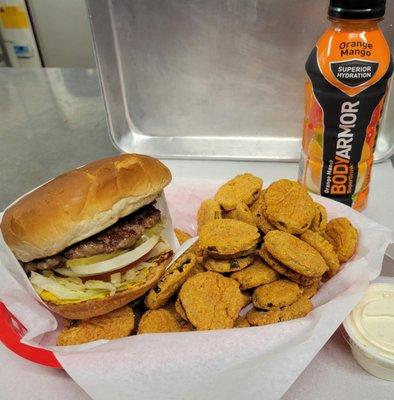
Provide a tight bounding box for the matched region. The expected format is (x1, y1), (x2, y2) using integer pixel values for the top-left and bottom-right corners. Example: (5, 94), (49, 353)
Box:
(264, 179), (315, 234)
(250, 191), (276, 234)
(264, 231), (328, 277)
(197, 199), (222, 233)
(324, 218), (358, 262)
(199, 219), (259, 259)
(145, 253), (197, 309)
(301, 281), (320, 299)
(310, 202), (327, 233)
(214, 173), (263, 210)
(179, 272), (244, 330)
(234, 316), (250, 328)
(247, 307), (282, 326)
(259, 247), (320, 286)
(301, 230), (340, 278)
(252, 280), (302, 310)
(174, 228), (192, 245)
(57, 306), (134, 346)
(247, 295), (313, 326)
(205, 255), (254, 273)
(231, 257), (279, 290)
(137, 309), (184, 334)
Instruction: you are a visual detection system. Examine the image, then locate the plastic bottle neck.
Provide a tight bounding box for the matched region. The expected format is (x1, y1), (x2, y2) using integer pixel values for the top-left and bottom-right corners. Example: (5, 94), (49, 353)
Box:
(328, 17), (382, 32)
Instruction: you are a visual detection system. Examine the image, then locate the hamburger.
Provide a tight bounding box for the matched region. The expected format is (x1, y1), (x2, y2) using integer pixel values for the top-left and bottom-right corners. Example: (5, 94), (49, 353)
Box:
(0, 154), (175, 320)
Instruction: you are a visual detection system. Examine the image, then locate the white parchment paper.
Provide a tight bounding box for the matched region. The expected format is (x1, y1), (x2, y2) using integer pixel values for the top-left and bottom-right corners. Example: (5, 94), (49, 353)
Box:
(0, 177), (392, 400)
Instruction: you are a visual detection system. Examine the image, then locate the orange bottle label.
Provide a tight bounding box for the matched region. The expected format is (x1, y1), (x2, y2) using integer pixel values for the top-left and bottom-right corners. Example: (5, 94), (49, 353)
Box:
(300, 22), (393, 209)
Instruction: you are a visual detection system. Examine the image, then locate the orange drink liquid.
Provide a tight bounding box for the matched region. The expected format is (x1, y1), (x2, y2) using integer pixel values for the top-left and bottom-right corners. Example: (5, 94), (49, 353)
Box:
(298, 0), (393, 210)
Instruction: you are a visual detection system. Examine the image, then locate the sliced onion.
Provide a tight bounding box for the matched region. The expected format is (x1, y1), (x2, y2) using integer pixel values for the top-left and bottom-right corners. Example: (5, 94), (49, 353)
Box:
(68, 235), (160, 277)
(55, 268), (79, 277)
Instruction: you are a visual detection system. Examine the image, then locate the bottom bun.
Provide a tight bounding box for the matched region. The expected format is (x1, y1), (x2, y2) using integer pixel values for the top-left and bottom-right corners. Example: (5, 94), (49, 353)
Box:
(45, 252), (173, 320)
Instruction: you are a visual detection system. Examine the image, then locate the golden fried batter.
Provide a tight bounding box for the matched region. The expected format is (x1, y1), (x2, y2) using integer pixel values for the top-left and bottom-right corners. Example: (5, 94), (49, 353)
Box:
(310, 202), (327, 233)
(137, 309), (184, 334)
(252, 280), (302, 310)
(197, 199), (222, 233)
(264, 180), (315, 234)
(57, 306), (134, 346)
(179, 272), (244, 330)
(264, 231), (328, 277)
(199, 219), (259, 259)
(324, 218), (358, 262)
(145, 253), (197, 309)
(174, 228), (192, 245)
(247, 295), (313, 326)
(205, 255), (254, 273)
(250, 191), (276, 234)
(259, 247), (320, 286)
(301, 230), (340, 278)
(214, 173), (263, 210)
(230, 257), (279, 290)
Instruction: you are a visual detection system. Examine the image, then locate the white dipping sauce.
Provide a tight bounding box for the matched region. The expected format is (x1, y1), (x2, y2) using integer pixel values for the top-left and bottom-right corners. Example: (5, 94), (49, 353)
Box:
(344, 283), (394, 380)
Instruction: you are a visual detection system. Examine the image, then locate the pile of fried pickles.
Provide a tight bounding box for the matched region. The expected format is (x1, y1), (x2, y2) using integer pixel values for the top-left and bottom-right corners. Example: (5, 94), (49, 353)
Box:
(58, 174), (359, 344)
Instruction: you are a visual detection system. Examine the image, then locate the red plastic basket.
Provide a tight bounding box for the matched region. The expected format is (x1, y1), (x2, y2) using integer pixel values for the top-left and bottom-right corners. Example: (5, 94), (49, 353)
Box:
(0, 302), (62, 369)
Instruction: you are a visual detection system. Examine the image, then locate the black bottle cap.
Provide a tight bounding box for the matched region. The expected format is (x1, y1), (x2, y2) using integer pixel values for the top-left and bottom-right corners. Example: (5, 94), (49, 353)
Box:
(328, 0), (386, 19)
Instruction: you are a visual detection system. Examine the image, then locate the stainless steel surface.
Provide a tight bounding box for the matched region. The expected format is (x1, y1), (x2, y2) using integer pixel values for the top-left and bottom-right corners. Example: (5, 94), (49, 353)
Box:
(87, 0), (394, 161)
(0, 68), (117, 208)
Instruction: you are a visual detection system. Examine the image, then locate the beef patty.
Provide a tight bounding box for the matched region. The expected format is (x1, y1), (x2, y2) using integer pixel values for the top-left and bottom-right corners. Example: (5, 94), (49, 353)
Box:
(23, 203), (161, 273)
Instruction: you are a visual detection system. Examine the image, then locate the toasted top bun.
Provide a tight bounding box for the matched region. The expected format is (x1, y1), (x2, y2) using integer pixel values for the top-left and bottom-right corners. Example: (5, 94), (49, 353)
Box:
(47, 252), (172, 320)
(1, 154), (171, 262)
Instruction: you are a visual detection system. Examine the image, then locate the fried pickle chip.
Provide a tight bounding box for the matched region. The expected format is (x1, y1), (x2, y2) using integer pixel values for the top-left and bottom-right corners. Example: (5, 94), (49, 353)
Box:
(250, 191), (276, 234)
(199, 219), (259, 259)
(174, 228), (192, 245)
(264, 231), (328, 277)
(179, 272), (244, 330)
(310, 202), (327, 233)
(324, 218), (358, 262)
(197, 199), (222, 232)
(57, 306), (134, 346)
(259, 247), (320, 286)
(145, 253), (197, 310)
(247, 295), (313, 326)
(264, 179), (315, 234)
(301, 230), (340, 278)
(252, 280), (302, 310)
(230, 257), (279, 290)
(137, 309), (184, 334)
(214, 173), (263, 211)
(204, 255), (254, 273)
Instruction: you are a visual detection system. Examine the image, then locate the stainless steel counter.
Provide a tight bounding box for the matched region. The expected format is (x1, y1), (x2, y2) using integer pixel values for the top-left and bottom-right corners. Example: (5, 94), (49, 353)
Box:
(0, 68), (117, 208)
(0, 68), (393, 400)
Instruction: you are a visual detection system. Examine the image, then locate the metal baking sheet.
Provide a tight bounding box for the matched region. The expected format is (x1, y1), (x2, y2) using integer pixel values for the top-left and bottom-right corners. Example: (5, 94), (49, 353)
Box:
(87, 0), (394, 161)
